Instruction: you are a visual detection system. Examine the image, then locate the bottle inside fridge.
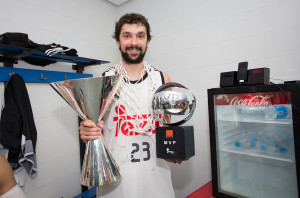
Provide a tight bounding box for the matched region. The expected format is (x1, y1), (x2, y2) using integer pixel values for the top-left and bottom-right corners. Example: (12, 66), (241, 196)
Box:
(238, 104), (292, 121)
(234, 135), (257, 149)
(216, 103), (294, 156)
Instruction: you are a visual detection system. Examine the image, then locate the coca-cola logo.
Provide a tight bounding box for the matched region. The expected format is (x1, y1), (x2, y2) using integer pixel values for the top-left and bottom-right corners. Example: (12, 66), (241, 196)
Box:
(215, 92), (291, 105)
(229, 95), (272, 106)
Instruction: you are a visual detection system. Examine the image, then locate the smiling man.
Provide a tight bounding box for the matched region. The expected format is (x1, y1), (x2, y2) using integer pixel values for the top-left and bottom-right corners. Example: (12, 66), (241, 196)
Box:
(117, 23), (148, 64)
(79, 13), (179, 198)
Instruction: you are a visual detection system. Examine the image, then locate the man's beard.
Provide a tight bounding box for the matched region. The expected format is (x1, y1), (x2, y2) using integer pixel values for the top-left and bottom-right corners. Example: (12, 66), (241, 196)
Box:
(120, 46), (147, 64)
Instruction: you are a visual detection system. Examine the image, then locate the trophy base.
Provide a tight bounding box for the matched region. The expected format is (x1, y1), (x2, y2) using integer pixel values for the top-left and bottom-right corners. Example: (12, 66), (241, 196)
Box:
(156, 126), (195, 160)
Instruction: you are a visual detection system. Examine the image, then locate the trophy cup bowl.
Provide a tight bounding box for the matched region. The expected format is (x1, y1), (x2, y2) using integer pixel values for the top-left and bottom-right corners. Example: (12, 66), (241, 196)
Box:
(50, 76), (122, 187)
(152, 82), (196, 159)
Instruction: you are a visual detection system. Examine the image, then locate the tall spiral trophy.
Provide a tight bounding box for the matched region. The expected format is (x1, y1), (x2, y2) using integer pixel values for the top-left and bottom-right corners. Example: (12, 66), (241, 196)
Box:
(152, 82), (196, 159)
(50, 76), (122, 187)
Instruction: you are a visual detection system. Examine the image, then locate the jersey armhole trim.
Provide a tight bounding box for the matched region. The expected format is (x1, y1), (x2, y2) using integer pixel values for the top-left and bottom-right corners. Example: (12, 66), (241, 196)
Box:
(160, 71), (165, 84)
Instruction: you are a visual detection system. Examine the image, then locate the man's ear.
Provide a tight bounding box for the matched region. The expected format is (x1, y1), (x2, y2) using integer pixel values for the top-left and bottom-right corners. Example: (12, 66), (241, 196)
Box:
(116, 40), (120, 48)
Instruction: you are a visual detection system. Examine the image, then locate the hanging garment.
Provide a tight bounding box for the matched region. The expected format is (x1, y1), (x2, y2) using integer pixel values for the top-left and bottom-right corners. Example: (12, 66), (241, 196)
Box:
(0, 74), (37, 176)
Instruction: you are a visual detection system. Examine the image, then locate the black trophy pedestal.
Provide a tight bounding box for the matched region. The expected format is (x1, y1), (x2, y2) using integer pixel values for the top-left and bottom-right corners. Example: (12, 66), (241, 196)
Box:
(156, 126), (195, 160)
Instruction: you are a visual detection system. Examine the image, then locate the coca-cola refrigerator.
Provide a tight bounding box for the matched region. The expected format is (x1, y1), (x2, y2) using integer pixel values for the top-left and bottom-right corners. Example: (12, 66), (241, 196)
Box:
(207, 82), (300, 198)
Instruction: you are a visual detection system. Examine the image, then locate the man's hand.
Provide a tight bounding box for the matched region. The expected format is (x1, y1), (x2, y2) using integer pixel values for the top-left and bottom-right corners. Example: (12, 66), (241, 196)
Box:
(79, 119), (104, 143)
(165, 159), (185, 164)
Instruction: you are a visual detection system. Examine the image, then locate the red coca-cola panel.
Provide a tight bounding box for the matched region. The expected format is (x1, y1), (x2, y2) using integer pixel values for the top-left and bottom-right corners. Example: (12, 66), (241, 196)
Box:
(215, 91), (291, 106)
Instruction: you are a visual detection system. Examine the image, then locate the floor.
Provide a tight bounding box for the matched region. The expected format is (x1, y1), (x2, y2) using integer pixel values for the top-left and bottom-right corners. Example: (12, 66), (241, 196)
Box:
(186, 181), (215, 198)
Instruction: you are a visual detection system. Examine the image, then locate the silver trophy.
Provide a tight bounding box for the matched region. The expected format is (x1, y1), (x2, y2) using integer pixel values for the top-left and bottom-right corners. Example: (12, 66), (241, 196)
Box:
(152, 82), (196, 159)
(50, 76), (122, 187)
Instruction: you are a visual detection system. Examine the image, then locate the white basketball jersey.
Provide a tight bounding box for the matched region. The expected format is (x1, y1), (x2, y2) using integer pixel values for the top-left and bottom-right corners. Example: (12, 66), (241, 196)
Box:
(0, 185), (26, 198)
(97, 64), (175, 198)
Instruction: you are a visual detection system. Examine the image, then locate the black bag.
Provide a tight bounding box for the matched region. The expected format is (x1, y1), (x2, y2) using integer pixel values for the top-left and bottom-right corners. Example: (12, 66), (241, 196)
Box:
(0, 32), (37, 48)
(0, 32), (78, 66)
(0, 32), (55, 66)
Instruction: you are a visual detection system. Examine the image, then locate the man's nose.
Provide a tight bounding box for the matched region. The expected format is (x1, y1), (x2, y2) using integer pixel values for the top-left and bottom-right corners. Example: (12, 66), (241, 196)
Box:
(130, 36), (138, 45)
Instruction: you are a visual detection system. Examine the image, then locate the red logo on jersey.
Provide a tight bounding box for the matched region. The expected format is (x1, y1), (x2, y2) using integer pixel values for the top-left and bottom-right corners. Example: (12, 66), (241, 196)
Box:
(113, 105), (160, 137)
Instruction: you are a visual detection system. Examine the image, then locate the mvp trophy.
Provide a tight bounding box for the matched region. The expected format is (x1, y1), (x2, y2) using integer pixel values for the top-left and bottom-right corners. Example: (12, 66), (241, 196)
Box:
(50, 76), (122, 187)
(152, 82), (196, 160)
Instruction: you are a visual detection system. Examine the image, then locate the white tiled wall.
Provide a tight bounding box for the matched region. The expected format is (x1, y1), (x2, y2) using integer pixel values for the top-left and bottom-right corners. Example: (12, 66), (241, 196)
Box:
(1, 0), (300, 197)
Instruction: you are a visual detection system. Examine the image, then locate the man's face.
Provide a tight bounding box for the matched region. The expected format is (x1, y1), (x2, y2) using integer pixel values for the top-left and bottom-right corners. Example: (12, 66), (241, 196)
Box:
(117, 23), (149, 64)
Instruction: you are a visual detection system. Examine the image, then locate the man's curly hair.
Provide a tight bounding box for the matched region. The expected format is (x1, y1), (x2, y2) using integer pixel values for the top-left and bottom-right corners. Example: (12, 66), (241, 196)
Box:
(113, 13), (152, 42)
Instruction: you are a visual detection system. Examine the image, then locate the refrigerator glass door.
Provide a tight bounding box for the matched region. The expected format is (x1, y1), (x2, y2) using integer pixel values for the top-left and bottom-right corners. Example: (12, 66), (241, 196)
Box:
(214, 91), (297, 198)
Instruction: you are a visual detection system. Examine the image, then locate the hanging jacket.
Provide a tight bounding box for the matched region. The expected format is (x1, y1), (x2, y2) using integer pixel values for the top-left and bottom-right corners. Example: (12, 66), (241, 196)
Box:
(0, 74), (37, 176)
